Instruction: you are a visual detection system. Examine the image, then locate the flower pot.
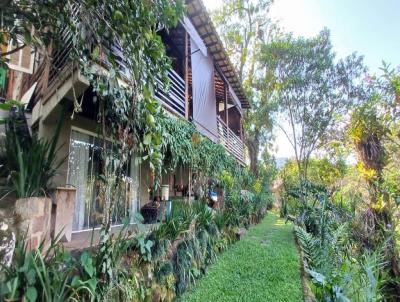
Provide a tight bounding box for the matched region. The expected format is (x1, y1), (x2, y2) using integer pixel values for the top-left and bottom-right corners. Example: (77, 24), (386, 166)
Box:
(161, 185), (170, 201)
(15, 197), (52, 251)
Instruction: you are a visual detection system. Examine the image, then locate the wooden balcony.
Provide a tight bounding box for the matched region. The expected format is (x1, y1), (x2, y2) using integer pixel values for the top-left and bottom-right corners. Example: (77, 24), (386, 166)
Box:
(217, 116), (245, 164)
(23, 24), (245, 165)
(155, 70), (186, 117)
(27, 33), (187, 118)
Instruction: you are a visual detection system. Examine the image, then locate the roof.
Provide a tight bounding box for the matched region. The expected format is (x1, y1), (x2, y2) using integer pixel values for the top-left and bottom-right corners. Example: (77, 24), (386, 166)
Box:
(186, 0), (250, 109)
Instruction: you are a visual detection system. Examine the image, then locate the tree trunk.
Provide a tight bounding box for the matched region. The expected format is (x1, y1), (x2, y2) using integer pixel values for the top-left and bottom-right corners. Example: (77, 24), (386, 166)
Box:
(246, 133), (260, 177)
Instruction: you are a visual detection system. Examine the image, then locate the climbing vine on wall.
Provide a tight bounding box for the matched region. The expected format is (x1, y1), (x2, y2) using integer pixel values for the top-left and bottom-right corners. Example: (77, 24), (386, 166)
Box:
(159, 116), (237, 176)
(2, 0), (185, 280)
(1, 0), (184, 180)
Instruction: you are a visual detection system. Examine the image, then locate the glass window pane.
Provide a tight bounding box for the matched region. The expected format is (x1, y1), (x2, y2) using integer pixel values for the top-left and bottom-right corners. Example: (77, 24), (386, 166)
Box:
(67, 129), (139, 231)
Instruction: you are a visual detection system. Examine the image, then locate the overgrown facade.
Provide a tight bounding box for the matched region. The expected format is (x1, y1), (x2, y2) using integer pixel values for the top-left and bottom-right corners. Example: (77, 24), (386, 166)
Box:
(1, 0), (249, 246)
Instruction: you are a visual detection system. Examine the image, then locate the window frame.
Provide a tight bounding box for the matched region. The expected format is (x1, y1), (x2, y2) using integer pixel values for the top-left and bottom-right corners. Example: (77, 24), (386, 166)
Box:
(67, 126), (140, 233)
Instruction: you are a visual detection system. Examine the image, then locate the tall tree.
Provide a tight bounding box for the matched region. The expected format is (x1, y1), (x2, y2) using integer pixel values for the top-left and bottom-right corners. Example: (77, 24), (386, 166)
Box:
(261, 30), (366, 184)
(349, 64), (400, 294)
(212, 0), (279, 175)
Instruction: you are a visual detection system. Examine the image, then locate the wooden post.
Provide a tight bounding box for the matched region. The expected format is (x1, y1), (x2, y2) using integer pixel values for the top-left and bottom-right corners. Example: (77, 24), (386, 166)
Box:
(224, 83), (229, 149)
(239, 115), (244, 141)
(6, 69), (15, 100)
(42, 44), (53, 93)
(184, 31), (189, 120)
(239, 116), (245, 163)
(188, 166), (192, 202)
(223, 84), (228, 124)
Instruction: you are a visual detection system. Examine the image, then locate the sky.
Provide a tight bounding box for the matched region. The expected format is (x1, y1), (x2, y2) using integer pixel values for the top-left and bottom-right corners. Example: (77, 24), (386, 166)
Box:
(203, 0), (400, 159)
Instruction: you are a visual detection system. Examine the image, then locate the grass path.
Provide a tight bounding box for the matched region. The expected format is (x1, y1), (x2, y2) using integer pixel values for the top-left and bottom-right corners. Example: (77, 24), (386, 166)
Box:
(180, 213), (303, 302)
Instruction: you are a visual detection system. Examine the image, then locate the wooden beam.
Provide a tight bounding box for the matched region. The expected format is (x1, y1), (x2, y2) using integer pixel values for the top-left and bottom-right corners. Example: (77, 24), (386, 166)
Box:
(224, 83), (229, 132)
(239, 116), (244, 141)
(205, 41), (220, 49)
(224, 82), (229, 148)
(188, 9), (204, 20)
(200, 32), (215, 40)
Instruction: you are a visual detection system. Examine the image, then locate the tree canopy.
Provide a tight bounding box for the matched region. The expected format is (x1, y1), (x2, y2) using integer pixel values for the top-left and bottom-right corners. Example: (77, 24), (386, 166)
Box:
(262, 30), (366, 181)
(212, 0), (279, 175)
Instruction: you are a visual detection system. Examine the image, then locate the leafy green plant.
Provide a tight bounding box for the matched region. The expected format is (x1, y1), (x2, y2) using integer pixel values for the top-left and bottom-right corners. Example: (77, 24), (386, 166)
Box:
(213, 210), (227, 231)
(295, 215), (389, 302)
(1, 101), (65, 198)
(174, 237), (202, 295)
(3, 276), (21, 301)
(153, 204), (192, 242)
(0, 233), (97, 302)
(192, 201), (213, 231)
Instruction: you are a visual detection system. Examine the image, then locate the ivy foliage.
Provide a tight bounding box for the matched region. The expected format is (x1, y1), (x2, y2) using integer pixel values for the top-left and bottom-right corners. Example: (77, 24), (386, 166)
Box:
(1, 0), (185, 184)
(1, 0), (248, 190)
(159, 115), (238, 183)
(67, 0), (185, 181)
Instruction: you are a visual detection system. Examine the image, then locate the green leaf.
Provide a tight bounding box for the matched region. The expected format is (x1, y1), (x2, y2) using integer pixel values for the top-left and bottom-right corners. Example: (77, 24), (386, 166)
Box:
(26, 268), (36, 285)
(0, 103), (13, 110)
(71, 276), (80, 287)
(86, 278), (97, 291)
(80, 252), (95, 277)
(143, 86), (152, 100)
(143, 133), (152, 145)
(307, 269), (326, 285)
(146, 114), (155, 127)
(113, 10), (124, 21)
(63, 250), (72, 263)
(25, 287), (37, 302)
(145, 240), (154, 251)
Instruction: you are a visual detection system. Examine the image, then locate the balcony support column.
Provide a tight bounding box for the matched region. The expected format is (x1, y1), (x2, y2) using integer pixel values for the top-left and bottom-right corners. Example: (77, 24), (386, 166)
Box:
(184, 31), (189, 120)
(41, 43), (53, 94)
(239, 116), (244, 141)
(224, 83), (229, 148)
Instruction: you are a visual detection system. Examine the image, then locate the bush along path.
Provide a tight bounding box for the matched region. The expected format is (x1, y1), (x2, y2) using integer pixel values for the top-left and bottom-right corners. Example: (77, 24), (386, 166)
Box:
(180, 213), (303, 302)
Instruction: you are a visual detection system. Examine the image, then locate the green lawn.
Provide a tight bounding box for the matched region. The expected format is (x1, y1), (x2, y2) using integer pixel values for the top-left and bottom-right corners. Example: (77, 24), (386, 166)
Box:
(180, 213), (303, 302)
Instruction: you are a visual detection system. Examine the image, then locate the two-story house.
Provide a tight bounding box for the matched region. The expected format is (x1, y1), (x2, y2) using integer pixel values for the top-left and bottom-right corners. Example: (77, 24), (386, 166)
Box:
(1, 0), (249, 245)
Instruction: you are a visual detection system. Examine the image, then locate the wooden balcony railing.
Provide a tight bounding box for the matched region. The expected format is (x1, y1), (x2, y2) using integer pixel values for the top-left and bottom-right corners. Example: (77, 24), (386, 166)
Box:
(48, 3), (80, 90)
(154, 70), (186, 117)
(36, 26), (186, 117)
(217, 116), (245, 164)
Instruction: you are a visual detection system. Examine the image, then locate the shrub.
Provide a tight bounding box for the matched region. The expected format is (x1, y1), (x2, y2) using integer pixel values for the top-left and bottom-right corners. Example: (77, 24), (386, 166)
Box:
(0, 235), (96, 302)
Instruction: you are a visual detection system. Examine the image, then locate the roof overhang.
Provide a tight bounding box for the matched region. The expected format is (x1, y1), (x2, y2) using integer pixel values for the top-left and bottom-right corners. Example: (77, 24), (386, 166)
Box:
(185, 0), (250, 109)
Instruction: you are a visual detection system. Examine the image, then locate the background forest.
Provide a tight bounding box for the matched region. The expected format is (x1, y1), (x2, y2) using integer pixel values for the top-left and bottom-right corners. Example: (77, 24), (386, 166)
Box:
(211, 0), (400, 300)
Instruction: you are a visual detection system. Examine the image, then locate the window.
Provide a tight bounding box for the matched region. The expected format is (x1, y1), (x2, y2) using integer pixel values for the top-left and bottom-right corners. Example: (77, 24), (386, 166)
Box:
(67, 129), (140, 231)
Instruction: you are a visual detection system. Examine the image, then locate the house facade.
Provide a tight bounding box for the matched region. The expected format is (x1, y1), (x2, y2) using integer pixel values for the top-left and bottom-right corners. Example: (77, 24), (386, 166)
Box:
(1, 0), (249, 244)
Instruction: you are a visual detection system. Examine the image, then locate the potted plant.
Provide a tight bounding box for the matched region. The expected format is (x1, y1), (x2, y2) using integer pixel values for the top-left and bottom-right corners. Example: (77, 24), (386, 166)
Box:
(1, 101), (65, 249)
(161, 184), (170, 201)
